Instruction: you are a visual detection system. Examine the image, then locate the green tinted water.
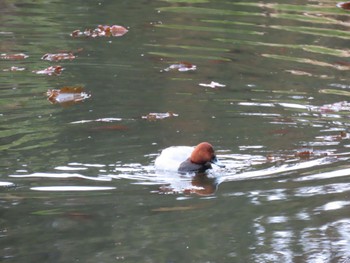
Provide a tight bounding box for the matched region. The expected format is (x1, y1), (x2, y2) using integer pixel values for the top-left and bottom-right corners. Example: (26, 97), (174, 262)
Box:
(2, 0), (350, 262)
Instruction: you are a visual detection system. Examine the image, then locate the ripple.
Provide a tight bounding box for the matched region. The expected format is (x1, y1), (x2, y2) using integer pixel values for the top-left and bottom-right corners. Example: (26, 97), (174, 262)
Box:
(9, 172), (111, 181)
(30, 186), (116, 191)
(295, 183), (350, 197)
(267, 216), (289, 224)
(295, 167), (350, 181)
(222, 157), (334, 182)
(317, 201), (350, 211)
(0, 181), (14, 187)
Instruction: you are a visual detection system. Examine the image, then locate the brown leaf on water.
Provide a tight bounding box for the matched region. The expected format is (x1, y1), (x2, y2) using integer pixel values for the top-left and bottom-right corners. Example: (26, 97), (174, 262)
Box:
(110, 25), (128, 36)
(337, 2), (350, 10)
(266, 154), (279, 162)
(41, 48), (83, 61)
(59, 86), (84, 93)
(71, 30), (81, 37)
(295, 149), (314, 159)
(98, 25), (129, 37)
(0, 53), (29, 60)
(34, 65), (64, 76)
(142, 112), (179, 121)
(46, 86), (91, 106)
(70, 25), (128, 38)
(42, 52), (76, 61)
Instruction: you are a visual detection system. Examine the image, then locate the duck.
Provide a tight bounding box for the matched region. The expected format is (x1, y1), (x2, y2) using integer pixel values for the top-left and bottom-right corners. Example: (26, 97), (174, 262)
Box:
(154, 142), (225, 173)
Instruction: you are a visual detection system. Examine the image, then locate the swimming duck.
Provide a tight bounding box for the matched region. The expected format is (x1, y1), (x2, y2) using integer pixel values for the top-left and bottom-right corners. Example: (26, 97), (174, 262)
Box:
(155, 142), (225, 173)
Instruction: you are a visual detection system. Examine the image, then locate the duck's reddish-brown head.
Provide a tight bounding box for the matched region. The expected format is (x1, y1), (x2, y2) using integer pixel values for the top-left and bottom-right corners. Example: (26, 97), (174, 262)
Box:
(190, 142), (215, 164)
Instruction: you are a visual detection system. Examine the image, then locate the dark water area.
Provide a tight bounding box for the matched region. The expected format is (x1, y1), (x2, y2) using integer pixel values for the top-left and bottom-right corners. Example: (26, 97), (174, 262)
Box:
(2, 0), (350, 262)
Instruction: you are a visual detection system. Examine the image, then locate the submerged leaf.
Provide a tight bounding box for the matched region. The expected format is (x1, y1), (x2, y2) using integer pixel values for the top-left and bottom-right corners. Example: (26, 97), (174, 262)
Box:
(32, 208), (62, 216)
(152, 205), (202, 212)
(142, 112), (179, 121)
(91, 125), (129, 131)
(47, 86), (91, 105)
(70, 25), (128, 38)
(64, 212), (94, 221)
(34, 66), (64, 76)
(0, 53), (28, 60)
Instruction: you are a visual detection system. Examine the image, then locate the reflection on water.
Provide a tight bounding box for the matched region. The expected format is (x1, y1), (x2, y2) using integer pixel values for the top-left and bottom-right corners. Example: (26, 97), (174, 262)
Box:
(2, 0), (350, 262)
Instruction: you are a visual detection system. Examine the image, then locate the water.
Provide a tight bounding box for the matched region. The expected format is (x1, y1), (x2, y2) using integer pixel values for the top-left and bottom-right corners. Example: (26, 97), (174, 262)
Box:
(2, 0), (350, 262)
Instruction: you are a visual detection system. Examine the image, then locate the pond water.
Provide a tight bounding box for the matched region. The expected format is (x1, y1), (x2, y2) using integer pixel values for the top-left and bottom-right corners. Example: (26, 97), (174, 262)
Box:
(2, 0), (350, 262)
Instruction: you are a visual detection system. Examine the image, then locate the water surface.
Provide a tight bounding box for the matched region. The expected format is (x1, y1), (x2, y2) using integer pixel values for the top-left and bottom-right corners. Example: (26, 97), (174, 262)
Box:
(2, 0), (350, 262)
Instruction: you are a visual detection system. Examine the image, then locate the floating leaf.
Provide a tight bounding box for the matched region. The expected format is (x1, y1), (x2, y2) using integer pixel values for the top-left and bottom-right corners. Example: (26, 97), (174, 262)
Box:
(199, 81), (226, 88)
(163, 61), (196, 72)
(42, 52), (76, 61)
(34, 65), (64, 76)
(337, 2), (350, 10)
(42, 48), (83, 61)
(142, 112), (179, 121)
(0, 53), (28, 60)
(70, 25), (128, 38)
(295, 149), (314, 159)
(109, 25), (129, 37)
(295, 148), (329, 159)
(47, 86), (91, 105)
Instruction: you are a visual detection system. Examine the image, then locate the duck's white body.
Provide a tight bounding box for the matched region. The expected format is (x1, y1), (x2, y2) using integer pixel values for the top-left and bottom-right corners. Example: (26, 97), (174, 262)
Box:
(154, 146), (193, 171)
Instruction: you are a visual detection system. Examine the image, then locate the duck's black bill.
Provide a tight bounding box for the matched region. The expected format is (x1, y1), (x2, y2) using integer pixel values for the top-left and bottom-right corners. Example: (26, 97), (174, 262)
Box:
(211, 156), (225, 168)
